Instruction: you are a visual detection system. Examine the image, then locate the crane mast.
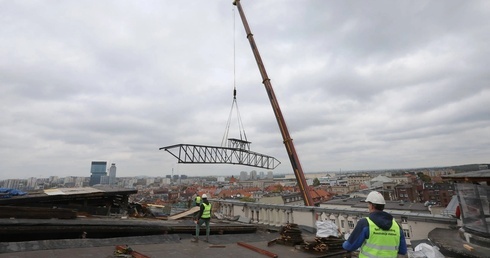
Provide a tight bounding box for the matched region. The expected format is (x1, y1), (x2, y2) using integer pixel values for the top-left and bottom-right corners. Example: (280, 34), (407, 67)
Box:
(233, 0), (314, 206)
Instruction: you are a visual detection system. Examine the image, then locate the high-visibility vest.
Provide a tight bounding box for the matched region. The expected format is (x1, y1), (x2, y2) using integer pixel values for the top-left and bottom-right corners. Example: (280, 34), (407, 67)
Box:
(359, 217), (400, 258)
(195, 196), (201, 205)
(201, 203), (211, 219)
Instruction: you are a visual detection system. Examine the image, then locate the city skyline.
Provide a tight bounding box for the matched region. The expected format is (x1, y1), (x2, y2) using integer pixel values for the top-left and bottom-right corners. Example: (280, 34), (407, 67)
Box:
(1, 162), (478, 181)
(1, 1), (489, 180)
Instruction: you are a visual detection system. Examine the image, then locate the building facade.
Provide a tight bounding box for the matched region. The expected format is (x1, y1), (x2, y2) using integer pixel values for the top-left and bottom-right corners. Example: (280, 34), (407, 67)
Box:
(422, 182), (455, 206)
(239, 171), (248, 181)
(89, 161), (107, 186)
(249, 170), (257, 180)
(109, 163), (117, 186)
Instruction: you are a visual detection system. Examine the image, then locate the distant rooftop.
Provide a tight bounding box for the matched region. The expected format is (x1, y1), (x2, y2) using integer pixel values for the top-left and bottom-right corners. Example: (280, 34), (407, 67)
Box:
(322, 197), (430, 213)
(442, 169), (490, 182)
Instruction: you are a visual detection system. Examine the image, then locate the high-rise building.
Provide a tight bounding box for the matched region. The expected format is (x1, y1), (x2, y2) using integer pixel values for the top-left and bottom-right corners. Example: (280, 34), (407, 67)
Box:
(173, 175), (180, 182)
(250, 170), (257, 180)
(109, 163), (117, 186)
(239, 171), (248, 181)
(27, 177), (37, 189)
(89, 161), (107, 186)
(266, 171), (274, 179)
(100, 176), (109, 185)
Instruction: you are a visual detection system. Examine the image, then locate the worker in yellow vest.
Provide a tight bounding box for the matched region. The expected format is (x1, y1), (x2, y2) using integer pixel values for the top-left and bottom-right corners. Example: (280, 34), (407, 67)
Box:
(192, 194), (211, 243)
(342, 191), (407, 257)
(195, 195), (201, 207)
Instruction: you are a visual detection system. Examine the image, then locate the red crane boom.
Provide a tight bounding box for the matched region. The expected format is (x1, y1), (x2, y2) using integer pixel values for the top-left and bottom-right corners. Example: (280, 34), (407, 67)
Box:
(233, 0), (314, 206)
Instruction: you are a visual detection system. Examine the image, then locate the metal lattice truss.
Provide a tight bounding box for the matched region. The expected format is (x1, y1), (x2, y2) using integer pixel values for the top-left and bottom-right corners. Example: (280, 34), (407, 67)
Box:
(160, 142), (281, 170)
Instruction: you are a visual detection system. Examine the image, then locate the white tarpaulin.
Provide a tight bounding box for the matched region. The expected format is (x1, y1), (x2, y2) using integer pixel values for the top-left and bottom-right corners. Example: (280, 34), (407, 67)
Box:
(44, 187), (103, 196)
(316, 220), (339, 238)
(412, 243), (445, 258)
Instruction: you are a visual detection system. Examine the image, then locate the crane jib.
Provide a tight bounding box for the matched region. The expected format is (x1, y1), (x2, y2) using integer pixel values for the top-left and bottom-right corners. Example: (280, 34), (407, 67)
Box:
(232, 0), (314, 207)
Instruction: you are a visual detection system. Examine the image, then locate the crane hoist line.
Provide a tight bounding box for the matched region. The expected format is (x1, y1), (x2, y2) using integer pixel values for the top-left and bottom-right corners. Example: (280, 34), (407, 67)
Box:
(232, 0), (315, 207)
(221, 87), (247, 149)
(160, 86), (280, 170)
(159, 3), (282, 171)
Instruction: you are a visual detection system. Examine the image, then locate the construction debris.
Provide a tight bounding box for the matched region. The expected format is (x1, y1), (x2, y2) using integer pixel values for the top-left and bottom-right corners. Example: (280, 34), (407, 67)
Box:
(303, 236), (345, 253)
(0, 187), (137, 217)
(208, 244), (226, 248)
(114, 245), (150, 258)
(463, 244), (474, 252)
(270, 223), (304, 246)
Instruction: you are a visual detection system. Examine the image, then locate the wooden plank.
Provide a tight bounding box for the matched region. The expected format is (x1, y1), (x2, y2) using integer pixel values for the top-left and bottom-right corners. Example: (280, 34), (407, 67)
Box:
(237, 242), (278, 258)
(463, 244), (474, 251)
(168, 206), (200, 220)
(209, 245), (226, 248)
(115, 245), (150, 258)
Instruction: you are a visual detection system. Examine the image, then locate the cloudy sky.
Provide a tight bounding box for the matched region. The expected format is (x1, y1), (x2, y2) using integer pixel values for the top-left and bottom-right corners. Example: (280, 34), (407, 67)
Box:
(1, 0), (489, 180)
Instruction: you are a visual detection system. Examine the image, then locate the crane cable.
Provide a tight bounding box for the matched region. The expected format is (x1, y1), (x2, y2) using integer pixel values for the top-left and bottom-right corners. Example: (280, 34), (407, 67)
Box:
(221, 7), (248, 147)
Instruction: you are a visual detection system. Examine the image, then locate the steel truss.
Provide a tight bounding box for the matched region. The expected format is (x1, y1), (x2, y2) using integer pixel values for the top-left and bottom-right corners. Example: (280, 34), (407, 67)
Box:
(160, 143), (280, 170)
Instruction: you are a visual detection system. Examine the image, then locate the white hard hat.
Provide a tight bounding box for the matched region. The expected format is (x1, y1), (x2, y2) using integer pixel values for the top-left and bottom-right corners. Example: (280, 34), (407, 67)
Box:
(202, 194), (208, 199)
(365, 191), (386, 205)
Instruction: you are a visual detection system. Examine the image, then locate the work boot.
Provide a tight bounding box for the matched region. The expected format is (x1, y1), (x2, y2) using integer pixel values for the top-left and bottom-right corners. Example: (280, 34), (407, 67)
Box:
(191, 237), (199, 243)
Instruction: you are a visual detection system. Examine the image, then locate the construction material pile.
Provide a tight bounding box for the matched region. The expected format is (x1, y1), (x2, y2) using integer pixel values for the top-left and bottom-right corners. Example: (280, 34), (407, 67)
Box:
(274, 223), (304, 246)
(113, 245), (150, 258)
(303, 236), (345, 253)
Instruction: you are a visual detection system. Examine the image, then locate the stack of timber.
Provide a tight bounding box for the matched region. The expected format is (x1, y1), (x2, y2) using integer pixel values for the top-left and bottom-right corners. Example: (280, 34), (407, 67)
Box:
(273, 223), (304, 246)
(302, 236), (345, 254)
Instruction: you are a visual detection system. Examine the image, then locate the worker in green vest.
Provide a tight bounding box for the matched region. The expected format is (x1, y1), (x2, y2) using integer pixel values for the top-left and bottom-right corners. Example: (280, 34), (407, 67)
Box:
(342, 191), (407, 257)
(195, 195), (201, 206)
(192, 194), (211, 243)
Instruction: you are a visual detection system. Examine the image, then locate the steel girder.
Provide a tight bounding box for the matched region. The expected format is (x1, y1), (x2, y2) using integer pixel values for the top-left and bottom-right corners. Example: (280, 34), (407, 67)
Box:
(159, 144), (280, 170)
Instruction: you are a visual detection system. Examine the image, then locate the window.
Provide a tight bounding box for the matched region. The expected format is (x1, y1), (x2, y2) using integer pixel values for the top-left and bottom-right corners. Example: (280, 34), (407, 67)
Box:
(341, 220), (345, 228)
(403, 229), (411, 238)
(348, 221), (355, 229)
(331, 219), (336, 225)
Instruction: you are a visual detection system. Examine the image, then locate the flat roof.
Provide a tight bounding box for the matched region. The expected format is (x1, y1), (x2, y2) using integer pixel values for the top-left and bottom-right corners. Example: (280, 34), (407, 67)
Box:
(0, 186), (137, 206)
(0, 228), (347, 258)
(442, 170), (490, 182)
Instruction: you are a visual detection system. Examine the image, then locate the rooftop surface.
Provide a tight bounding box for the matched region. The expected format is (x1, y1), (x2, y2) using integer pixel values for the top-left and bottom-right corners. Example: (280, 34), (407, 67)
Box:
(0, 231), (350, 258)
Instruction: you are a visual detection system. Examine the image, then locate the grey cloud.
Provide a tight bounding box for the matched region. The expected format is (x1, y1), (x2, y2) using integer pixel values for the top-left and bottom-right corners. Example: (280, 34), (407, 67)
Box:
(1, 0), (489, 179)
